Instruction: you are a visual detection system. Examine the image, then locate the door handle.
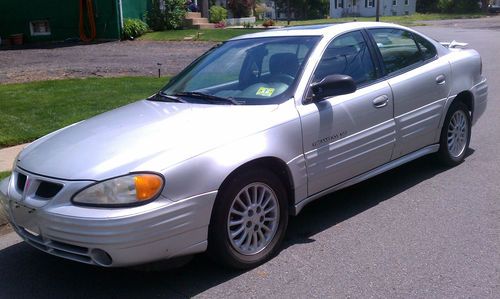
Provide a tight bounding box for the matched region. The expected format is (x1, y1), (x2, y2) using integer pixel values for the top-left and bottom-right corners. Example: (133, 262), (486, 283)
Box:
(372, 95), (389, 108)
(436, 74), (446, 85)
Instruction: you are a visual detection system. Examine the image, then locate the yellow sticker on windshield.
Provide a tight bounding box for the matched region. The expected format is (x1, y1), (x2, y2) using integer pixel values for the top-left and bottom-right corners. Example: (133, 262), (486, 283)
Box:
(256, 87), (275, 97)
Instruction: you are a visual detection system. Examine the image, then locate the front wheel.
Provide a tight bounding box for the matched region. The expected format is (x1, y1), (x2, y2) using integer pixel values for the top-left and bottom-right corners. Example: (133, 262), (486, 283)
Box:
(208, 169), (288, 269)
(437, 101), (471, 166)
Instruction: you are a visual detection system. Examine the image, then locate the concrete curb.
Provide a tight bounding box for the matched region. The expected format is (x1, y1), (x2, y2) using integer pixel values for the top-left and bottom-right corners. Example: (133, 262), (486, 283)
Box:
(0, 143), (30, 225)
(0, 143), (29, 172)
(0, 209), (7, 226)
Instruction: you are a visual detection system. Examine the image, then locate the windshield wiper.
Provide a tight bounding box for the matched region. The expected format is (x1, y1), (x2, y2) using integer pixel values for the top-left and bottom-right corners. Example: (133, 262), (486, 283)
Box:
(149, 91), (188, 103)
(174, 91), (241, 105)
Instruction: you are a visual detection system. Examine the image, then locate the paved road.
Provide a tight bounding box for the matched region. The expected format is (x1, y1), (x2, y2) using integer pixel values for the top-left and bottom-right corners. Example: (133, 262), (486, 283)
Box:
(0, 22), (499, 298)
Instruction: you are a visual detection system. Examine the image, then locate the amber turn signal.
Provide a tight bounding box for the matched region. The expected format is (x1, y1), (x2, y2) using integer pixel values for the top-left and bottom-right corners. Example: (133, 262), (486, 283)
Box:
(134, 174), (163, 201)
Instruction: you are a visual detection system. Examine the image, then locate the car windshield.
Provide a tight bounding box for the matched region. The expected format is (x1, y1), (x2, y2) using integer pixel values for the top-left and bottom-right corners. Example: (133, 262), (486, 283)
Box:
(159, 36), (320, 105)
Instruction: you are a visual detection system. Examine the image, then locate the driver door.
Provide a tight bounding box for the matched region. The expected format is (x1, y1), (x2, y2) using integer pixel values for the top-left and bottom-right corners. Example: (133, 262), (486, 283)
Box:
(297, 30), (396, 196)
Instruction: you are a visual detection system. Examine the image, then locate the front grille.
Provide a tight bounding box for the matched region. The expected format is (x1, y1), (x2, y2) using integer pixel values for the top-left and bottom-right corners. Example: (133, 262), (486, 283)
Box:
(35, 182), (63, 199)
(15, 172), (63, 200)
(16, 173), (27, 192)
(18, 226), (93, 265)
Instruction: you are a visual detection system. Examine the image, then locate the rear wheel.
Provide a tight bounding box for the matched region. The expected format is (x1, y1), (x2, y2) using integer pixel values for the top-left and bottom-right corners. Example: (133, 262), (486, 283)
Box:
(437, 101), (471, 166)
(208, 169), (288, 269)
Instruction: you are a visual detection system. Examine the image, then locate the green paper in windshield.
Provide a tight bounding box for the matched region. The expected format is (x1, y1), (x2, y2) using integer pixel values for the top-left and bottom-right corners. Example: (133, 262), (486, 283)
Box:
(256, 87), (275, 97)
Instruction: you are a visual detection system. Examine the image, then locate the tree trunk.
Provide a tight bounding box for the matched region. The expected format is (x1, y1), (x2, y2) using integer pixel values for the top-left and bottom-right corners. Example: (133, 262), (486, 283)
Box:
(201, 0), (209, 18)
(481, 0), (489, 13)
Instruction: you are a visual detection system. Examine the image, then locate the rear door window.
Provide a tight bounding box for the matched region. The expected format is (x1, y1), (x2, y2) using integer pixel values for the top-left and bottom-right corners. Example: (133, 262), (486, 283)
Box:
(368, 28), (423, 74)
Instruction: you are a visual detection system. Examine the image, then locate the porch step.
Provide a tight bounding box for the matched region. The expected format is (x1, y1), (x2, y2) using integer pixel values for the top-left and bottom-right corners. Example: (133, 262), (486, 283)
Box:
(184, 17), (210, 26)
(184, 12), (215, 29)
(186, 12), (201, 19)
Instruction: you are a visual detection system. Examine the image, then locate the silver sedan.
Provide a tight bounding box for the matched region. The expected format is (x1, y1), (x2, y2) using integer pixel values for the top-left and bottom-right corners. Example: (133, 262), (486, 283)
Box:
(0, 22), (488, 269)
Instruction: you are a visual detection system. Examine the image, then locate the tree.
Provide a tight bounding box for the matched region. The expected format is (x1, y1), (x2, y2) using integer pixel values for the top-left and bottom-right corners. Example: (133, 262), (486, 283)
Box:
(274, 0), (329, 20)
(227, 0), (253, 18)
(437, 0), (480, 13)
(480, 0), (489, 13)
(416, 0), (439, 13)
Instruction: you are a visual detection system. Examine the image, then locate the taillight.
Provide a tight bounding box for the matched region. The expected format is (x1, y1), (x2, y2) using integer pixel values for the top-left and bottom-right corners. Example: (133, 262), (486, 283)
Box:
(480, 57), (483, 75)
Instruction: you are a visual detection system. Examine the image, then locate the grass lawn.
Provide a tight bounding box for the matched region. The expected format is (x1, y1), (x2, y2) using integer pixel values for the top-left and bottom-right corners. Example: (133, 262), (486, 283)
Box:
(273, 12), (485, 26)
(0, 77), (168, 147)
(142, 28), (264, 41)
(0, 171), (10, 180)
(140, 13), (485, 42)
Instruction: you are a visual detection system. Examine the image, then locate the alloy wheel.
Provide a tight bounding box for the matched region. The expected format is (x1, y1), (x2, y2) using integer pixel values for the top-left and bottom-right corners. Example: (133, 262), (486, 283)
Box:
(447, 110), (468, 158)
(227, 183), (280, 255)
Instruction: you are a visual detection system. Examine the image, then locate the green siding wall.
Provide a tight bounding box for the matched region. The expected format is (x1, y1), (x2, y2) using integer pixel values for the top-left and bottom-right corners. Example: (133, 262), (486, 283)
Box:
(0, 0), (121, 43)
(122, 0), (150, 20)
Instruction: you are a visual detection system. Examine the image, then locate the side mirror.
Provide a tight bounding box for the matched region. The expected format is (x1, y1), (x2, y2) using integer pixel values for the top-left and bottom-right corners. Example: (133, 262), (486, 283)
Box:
(309, 74), (356, 103)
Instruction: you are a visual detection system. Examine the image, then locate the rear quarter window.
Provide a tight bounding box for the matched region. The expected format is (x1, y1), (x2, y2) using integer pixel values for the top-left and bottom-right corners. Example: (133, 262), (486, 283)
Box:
(413, 33), (437, 61)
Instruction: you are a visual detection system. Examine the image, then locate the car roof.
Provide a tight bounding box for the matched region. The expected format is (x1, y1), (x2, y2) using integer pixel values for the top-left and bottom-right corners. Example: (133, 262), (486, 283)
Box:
(229, 22), (408, 41)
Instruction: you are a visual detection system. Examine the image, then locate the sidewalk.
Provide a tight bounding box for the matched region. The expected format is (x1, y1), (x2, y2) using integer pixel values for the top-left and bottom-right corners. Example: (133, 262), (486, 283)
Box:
(0, 143), (29, 226)
(0, 143), (28, 172)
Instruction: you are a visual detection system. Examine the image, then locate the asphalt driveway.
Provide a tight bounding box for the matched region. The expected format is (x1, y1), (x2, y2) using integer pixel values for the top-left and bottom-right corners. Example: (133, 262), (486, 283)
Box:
(0, 19), (499, 298)
(0, 40), (215, 84)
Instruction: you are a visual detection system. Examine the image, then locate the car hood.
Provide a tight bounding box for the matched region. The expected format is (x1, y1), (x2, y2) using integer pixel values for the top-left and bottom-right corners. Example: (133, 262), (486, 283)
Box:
(17, 100), (280, 180)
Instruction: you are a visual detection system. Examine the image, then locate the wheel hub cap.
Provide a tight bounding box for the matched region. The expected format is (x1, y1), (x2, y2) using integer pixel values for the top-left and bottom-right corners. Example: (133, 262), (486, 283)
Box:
(227, 183), (279, 255)
(447, 110), (468, 158)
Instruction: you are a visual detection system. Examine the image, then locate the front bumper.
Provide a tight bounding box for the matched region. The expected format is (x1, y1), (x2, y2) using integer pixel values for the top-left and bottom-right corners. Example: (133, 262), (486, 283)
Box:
(0, 169), (217, 267)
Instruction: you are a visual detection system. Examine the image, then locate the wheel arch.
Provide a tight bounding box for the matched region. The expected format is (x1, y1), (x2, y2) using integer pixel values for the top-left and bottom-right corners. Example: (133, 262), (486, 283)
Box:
(436, 90), (474, 143)
(454, 90), (474, 117)
(217, 157), (296, 216)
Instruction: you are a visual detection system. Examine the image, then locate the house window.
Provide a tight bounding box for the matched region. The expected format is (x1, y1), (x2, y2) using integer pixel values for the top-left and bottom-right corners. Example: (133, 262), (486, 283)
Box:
(29, 20), (51, 36)
(405, 10), (409, 15)
(405, 0), (409, 5)
(339, 0), (344, 8)
(353, 0), (357, 5)
(392, 0), (397, 5)
(365, 0), (374, 8)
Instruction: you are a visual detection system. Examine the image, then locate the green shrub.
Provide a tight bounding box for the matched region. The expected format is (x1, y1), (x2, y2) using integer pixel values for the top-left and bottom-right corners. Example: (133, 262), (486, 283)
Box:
(438, 0), (480, 13)
(123, 18), (149, 40)
(146, 0), (185, 31)
(164, 0), (186, 30)
(209, 5), (228, 23)
(147, 0), (165, 31)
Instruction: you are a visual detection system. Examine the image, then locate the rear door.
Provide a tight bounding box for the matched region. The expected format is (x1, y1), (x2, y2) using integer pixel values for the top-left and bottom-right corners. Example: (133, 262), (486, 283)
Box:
(367, 28), (452, 159)
(297, 30), (396, 196)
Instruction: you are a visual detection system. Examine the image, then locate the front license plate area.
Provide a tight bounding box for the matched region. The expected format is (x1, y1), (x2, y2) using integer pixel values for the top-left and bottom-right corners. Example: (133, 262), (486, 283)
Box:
(9, 201), (40, 235)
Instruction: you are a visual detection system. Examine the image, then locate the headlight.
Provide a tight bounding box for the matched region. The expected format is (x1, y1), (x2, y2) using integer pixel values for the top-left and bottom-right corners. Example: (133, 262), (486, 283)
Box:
(72, 173), (164, 207)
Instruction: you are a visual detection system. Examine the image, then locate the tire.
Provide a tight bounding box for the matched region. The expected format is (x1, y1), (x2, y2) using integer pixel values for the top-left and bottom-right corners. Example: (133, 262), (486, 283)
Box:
(208, 168), (289, 269)
(437, 101), (471, 166)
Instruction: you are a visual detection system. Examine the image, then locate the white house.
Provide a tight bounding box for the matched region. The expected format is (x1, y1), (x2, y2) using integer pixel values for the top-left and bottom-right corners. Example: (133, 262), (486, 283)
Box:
(330, 0), (416, 18)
